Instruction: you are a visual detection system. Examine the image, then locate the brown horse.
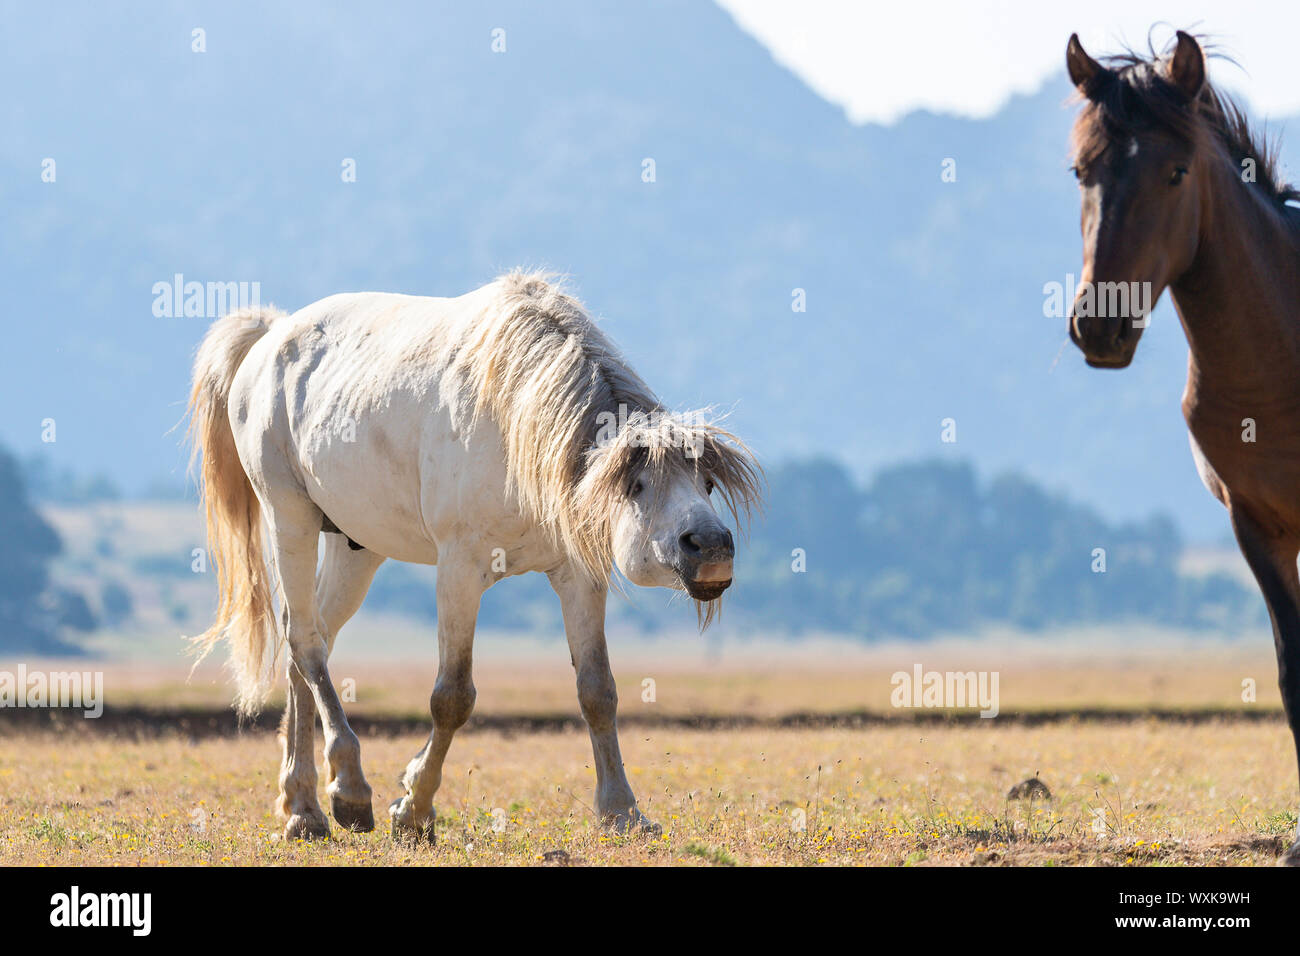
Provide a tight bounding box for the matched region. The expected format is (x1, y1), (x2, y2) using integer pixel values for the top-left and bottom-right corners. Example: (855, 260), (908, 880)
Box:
(1064, 30), (1300, 865)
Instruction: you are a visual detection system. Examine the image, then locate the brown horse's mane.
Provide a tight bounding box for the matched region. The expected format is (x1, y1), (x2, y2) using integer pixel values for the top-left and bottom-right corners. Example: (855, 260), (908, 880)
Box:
(1071, 34), (1299, 207)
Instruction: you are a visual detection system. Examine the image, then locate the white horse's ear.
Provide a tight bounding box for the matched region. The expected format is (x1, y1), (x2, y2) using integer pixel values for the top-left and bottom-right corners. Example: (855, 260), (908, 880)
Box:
(1066, 33), (1102, 91)
(1165, 31), (1205, 99)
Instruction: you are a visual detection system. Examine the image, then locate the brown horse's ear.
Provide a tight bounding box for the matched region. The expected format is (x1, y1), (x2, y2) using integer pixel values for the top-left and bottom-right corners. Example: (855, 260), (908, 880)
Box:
(1066, 33), (1101, 90)
(1165, 30), (1205, 99)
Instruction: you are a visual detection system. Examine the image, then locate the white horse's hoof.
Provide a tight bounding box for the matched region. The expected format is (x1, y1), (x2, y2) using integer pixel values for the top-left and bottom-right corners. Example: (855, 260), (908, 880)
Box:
(389, 798), (435, 845)
(331, 793), (375, 832)
(607, 807), (661, 837)
(1280, 840), (1300, 866)
(285, 809), (331, 842)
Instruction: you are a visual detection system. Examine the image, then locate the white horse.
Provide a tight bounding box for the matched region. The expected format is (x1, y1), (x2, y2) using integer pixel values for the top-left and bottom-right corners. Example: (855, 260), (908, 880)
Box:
(187, 271), (761, 842)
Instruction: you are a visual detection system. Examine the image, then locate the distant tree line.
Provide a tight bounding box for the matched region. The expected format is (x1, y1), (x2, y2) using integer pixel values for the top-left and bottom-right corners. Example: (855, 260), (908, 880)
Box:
(0, 447), (97, 653)
(21, 455), (122, 504)
(734, 458), (1259, 637)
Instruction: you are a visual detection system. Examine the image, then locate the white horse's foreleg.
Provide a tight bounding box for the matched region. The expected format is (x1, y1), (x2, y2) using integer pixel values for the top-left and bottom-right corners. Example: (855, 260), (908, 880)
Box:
(268, 512), (373, 839)
(278, 537), (385, 834)
(549, 565), (659, 835)
(389, 555), (484, 844)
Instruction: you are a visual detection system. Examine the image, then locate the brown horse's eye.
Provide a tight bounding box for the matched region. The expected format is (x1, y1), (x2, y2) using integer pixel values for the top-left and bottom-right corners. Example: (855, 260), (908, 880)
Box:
(1069, 165), (1083, 181)
(1170, 166), (1189, 186)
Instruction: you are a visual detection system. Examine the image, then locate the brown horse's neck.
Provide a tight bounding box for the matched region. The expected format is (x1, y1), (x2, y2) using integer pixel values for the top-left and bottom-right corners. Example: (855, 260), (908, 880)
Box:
(1173, 151), (1300, 405)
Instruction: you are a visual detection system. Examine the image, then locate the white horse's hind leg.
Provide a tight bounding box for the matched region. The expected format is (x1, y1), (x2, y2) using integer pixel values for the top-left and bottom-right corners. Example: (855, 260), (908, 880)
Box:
(389, 555), (484, 844)
(277, 648), (328, 837)
(316, 536), (386, 650)
(265, 503), (374, 840)
(549, 565), (659, 835)
(278, 537), (385, 834)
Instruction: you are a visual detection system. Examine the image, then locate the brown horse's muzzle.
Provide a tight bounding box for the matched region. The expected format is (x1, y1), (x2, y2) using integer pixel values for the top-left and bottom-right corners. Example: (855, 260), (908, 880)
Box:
(1069, 303), (1139, 369)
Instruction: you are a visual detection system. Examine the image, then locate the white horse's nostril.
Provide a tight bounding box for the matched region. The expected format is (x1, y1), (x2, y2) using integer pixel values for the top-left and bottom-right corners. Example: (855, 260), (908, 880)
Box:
(681, 527), (732, 557)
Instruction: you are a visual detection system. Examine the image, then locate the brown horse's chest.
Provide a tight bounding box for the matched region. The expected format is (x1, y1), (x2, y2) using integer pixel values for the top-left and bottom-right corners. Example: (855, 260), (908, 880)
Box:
(1185, 397), (1300, 534)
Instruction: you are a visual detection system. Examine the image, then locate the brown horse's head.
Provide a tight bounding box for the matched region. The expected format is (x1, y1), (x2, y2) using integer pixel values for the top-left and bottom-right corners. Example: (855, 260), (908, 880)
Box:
(1064, 31), (1207, 368)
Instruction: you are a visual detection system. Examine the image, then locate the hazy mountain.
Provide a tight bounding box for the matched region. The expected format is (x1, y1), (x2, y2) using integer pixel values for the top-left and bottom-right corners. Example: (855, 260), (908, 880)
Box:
(3, 1), (1295, 540)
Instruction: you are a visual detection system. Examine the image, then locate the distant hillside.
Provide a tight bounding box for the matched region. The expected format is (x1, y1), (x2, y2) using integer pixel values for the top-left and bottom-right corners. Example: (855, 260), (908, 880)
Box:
(2, 1), (1296, 540)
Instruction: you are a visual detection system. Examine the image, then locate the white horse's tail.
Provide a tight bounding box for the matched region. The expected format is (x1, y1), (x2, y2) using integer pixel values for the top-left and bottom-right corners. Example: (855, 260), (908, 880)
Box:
(187, 306), (285, 715)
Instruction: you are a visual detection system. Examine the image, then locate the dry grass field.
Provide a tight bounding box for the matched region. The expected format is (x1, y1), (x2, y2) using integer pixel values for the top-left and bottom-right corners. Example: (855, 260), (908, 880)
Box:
(1, 721), (1293, 866)
(1, 639), (1296, 867)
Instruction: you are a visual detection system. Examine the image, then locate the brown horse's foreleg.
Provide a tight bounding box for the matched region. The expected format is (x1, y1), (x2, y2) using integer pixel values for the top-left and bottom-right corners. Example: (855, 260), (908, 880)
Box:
(549, 564), (659, 835)
(1230, 508), (1300, 865)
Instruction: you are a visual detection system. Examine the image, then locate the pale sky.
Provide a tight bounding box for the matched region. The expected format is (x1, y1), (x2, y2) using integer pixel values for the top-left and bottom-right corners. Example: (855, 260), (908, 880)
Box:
(716, 0), (1300, 125)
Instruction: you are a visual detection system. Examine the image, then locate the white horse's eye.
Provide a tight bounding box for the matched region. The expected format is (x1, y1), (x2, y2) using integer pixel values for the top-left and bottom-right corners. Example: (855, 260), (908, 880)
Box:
(629, 479), (643, 497)
(705, 479), (715, 495)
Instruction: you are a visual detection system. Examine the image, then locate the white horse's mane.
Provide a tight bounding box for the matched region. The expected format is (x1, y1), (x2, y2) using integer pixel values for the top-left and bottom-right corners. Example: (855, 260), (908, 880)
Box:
(451, 271), (762, 611)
